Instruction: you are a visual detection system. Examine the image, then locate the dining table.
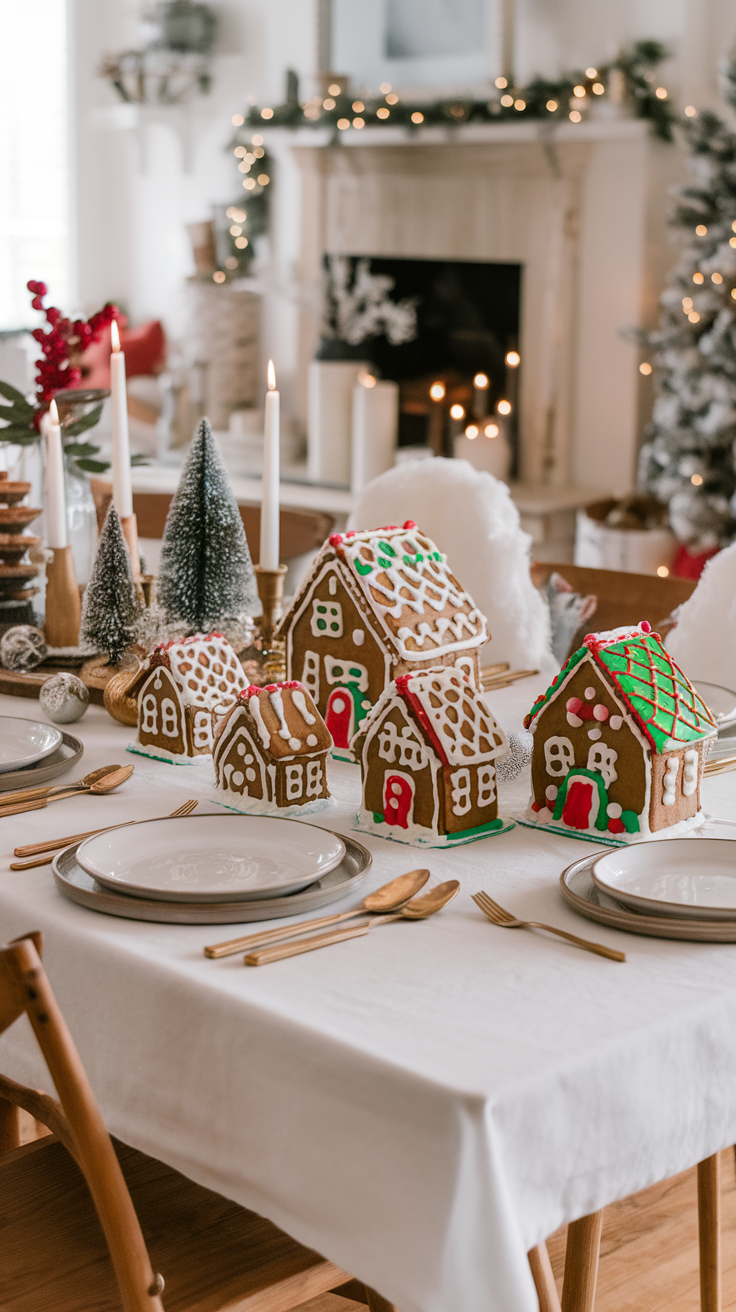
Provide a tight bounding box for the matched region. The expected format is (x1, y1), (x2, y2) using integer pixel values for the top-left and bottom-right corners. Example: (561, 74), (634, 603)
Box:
(1, 680), (736, 1312)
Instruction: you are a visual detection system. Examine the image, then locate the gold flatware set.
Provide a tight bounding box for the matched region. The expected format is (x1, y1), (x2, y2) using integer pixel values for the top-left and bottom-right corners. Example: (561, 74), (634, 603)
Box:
(0, 763), (134, 819)
(9, 799), (199, 870)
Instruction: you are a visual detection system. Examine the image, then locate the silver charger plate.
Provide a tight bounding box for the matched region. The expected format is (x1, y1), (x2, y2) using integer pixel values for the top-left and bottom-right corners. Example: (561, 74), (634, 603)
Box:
(0, 731), (83, 792)
(560, 850), (736, 942)
(52, 831), (372, 924)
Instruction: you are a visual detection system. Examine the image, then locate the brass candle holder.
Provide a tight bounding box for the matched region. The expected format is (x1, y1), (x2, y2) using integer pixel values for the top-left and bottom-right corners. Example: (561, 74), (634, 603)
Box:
(239, 564), (287, 686)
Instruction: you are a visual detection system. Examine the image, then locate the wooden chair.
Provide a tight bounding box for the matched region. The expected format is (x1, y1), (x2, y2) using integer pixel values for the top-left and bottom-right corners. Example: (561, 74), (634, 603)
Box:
(0, 932), (398, 1312)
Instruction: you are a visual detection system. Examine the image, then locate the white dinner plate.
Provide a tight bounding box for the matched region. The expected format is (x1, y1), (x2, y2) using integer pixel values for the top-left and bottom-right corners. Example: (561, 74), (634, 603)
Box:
(592, 838), (736, 920)
(695, 681), (736, 733)
(76, 814), (346, 903)
(0, 717), (62, 773)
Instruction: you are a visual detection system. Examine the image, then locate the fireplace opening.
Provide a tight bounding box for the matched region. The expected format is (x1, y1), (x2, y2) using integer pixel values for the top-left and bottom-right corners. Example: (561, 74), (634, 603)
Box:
(318, 254), (522, 469)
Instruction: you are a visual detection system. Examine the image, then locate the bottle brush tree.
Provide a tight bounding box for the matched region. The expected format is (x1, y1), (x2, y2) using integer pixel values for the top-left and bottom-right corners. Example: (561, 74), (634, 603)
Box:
(639, 59), (736, 550)
(81, 505), (139, 663)
(158, 417), (256, 632)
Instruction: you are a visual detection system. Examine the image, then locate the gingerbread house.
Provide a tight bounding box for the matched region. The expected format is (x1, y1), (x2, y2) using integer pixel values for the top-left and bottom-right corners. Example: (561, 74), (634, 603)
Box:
(278, 521), (488, 761)
(129, 633), (243, 762)
(352, 665), (509, 846)
(213, 681), (333, 814)
(523, 622), (718, 839)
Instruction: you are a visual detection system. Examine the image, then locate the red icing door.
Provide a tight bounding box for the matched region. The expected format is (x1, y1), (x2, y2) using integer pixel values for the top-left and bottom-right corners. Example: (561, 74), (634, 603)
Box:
(561, 778), (596, 830)
(383, 774), (414, 829)
(326, 688), (353, 748)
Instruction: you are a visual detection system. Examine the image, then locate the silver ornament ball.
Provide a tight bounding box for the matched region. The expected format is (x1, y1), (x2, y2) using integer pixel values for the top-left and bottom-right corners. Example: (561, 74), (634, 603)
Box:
(39, 672), (90, 724)
(0, 625), (47, 672)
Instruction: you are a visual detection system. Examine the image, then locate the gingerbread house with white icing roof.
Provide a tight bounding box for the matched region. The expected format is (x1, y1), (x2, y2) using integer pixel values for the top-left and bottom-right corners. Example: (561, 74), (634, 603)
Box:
(130, 633), (243, 762)
(352, 665), (509, 846)
(523, 621), (718, 840)
(278, 521), (488, 760)
(212, 681), (332, 814)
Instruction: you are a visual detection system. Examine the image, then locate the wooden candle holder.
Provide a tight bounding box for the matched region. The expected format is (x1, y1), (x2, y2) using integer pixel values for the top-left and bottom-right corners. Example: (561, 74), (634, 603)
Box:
(45, 545), (81, 647)
(120, 513), (141, 580)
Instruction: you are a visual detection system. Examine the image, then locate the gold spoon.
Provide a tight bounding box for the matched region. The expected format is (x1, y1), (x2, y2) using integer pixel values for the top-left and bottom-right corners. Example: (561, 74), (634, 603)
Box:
(10, 799), (199, 870)
(0, 764), (134, 819)
(204, 868), (431, 959)
(244, 879), (460, 966)
(0, 764), (122, 810)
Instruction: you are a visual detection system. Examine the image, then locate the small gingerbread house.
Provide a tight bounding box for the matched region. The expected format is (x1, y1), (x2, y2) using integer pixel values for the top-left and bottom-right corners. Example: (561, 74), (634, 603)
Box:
(278, 521), (488, 760)
(213, 681), (333, 814)
(523, 622), (718, 839)
(130, 633), (243, 762)
(352, 665), (509, 847)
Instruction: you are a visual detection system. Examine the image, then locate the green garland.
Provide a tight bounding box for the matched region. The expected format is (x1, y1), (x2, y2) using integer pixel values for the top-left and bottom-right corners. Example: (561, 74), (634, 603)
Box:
(244, 41), (678, 143)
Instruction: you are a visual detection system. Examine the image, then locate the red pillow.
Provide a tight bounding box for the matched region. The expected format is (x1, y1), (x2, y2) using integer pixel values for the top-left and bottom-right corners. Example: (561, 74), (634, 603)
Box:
(80, 320), (166, 389)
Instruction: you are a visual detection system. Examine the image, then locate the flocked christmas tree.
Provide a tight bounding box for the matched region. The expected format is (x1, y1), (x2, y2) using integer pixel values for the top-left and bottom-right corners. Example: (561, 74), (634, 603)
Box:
(639, 59), (736, 550)
(81, 505), (139, 664)
(158, 417), (256, 631)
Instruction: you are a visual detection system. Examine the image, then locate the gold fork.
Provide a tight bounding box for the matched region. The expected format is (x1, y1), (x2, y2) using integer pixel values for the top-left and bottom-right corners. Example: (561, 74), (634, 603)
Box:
(9, 799), (200, 870)
(472, 890), (626, 962)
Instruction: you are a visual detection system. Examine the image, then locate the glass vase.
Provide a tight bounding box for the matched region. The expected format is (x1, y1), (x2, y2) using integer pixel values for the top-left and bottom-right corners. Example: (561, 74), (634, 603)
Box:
(63, 455), (98, 586)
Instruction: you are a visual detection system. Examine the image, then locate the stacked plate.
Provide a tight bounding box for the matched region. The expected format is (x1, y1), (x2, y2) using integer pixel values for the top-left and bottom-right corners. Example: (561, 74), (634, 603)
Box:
(53, 813), (372, 925)
(0, 716), (84, 792)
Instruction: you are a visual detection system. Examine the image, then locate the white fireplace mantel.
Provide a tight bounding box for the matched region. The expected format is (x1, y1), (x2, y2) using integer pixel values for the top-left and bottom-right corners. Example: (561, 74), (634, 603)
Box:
(265, 115), (683, 495)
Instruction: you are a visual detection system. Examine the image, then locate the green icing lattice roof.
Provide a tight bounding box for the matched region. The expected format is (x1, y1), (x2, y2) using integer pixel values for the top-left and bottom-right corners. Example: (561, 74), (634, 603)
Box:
(591, 631), (717, 752)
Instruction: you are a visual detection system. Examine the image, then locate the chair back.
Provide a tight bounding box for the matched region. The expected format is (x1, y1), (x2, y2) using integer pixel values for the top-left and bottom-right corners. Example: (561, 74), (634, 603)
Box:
(0, 933), (165, 1312)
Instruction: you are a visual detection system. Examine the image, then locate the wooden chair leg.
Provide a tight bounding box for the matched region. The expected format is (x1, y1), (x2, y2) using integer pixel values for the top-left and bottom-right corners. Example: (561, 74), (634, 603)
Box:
(0, 1096), (20, 1152)
(529, 1241), (562, 1312)
(561, 1211), (603, 1312)
(364, 1285), (399, 1312)
(698, 1154), (721, 1312)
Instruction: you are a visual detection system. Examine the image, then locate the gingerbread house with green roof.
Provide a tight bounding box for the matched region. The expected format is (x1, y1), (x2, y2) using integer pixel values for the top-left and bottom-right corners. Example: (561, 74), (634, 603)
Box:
(523, 622), (717, 840)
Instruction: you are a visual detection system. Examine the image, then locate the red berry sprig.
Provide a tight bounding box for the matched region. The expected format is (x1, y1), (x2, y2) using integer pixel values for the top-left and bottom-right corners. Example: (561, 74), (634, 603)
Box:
(27, 280), (119, 424)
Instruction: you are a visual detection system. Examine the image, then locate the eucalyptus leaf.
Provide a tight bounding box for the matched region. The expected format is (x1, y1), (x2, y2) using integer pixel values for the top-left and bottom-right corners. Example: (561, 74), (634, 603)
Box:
(0, 426), (39, 443)
(76, 458), (110, 474)
(64, 441), (100, 457)
(131, 453), (149, 466)
(0, 380), (34, 411)
(64, 404), (104, 437)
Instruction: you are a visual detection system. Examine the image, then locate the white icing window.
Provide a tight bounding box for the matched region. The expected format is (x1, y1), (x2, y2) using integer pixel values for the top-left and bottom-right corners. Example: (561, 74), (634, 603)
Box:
(663, 755), (679, 806)
(324, 654), (369, 692)
(161, 697), (179, 738)
(141, 693), (158, 736)
(544, 736), (574, 777)
(454, 654), (476, 686)
(285, 763), (304, 800)
(586, 743), (618, 788)
(377, 719), (426, 770)
(476, 763), (496, 807)
(311, 599), (343, 638)
(328, 575), (337, 596)
(302, 651), (320, 700)
(450, 768), (472, 815)
(192, 709), (211, 750)
(306, 760), (322, 796)
(682, 748), (698, 797)
(352, 628), (365, 646)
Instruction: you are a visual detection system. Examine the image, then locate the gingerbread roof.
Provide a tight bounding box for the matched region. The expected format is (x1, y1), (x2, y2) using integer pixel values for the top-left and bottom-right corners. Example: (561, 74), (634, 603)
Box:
(225, 681), (332, 760)
(131, 633), (243, 710)
(525, 622), (717, 753)
(279, 521), (487, 662)
(355, 666), (507, 766)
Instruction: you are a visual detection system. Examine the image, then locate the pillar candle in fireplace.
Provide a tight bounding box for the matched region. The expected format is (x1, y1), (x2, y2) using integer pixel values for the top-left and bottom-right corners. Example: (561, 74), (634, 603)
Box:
(473, 372), (490, 418)
(351, 371), (399, 493)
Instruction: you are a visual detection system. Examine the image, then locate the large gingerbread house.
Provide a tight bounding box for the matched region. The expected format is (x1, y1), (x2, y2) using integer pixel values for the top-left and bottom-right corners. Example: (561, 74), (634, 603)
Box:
(352, 665), (510, 846)
(523, 622), (718, 840)
(213, 681), (332, 814)
(278, 521), (488, 760)
(129, 633), (243, 762)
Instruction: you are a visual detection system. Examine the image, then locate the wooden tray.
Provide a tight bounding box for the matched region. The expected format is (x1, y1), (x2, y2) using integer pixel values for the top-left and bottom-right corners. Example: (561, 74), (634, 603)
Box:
(52, 829), (372, 925)
(0, 665), (105, 704)
(0, 731), (83, 792)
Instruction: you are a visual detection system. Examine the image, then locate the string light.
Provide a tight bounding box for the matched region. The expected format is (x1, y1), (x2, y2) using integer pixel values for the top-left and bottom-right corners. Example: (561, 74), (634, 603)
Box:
(731, 289), (736, 300)
(213, 271), (226, 283)
(656, 565), (670, 577)
(484, 423), (499, 438)
(546, 99), (558, 111)
(639, 362), (652, 375)
(377, 107), (390, 119)
(251, 135), (263, 145)
(411, 112), (424, 123)
(243, 178), (256, 190)
(585, 68), (598, 78)
(497, 399), (512, 415)
(225, 257), (238, 270)
(712, 272), (723, 284)
(693, 272), (705, 283)
(238, 162), (250, 173)
(684, 105), (697, 117)
(353, 118), (365, 128)
(254, 147), (265, 158)
(231, 114), (244, 126)
(430, 382), (445, 401)
(450, 404), (465, 420)
(386, 92), (399, 105)
(380, 82), (392, 94)
(688, 311), (701, 322)
(592, 82), (605, 95)
(323, 98), (336, 110)
(352, 101), (364, 112)
(514, 99), (526, 111)
(696, 224), (708, 235)
(655, 87), (668, 99)
(359, 370), (377, 388)
(505, 351), (521, 367)
(573, 84), (586, 97)
(500, 95), (514, 107)
(260, 107), (273, 119)
(495, 76), (508, 89)
(731, 239), (736, 249)
(337, 118), (350, 130)
(691, 474), (703, 485)
(682, 297), (693, 309)
(328, 83), (342, 95)
(230, 224), (242, 236)
(569, 110), (582, 122)
(234, 146), (246, 157)
(474, 372), (489, 388)
(235, 236), (249, 248)
(465, 424), (479, 439)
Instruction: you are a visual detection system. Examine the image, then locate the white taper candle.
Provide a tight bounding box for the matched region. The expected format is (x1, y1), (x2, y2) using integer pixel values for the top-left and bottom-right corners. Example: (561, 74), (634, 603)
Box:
(44, 399), (67, 549)
(260, 359), (280, 569)
(110, 318), (133, 519)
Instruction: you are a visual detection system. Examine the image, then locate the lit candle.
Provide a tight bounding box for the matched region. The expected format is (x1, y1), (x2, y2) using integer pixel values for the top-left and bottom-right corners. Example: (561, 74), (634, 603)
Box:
(351, 371), (399, 493)
(260, 359), (280, 569)
(473, 371), (490, 418)
(43, 399), (67, 549)
(110, 319), (133, 519)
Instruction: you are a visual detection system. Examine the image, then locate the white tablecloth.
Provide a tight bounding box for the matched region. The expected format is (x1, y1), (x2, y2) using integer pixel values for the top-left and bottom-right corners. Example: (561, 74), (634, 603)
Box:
(1, 685), (736, 1312)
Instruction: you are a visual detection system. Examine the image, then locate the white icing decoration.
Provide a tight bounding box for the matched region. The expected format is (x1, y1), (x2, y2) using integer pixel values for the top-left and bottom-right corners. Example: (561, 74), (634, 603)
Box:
(545, 784), (558, 802)
(285, 763), (304, 800)
(302, 651), (320, 700)
(683, 747), (698, 796)
(288, 737), (301, 751)
(544, 736), (574, 777)
(450, 767), (472, 815)
(306, 759), (322, 795)
(588, 726), (602, 740)
(400, 667), (507, 766)
(310, 598), (343, 638)
(329, 575), (337, 595)
(236, 741), (246, 755)
(587, 743), (618, 787)
(378, 719), (427, 770)
(163, 634), (242, 711)
(246, 767), (256, 781)
(332, 696), (346, 713)
(291, 689), (316, 724)
(232, 770), (244, 787)
(606, 802), (622, 818)
(306, 733), (318, 746)
(352, 628), (365, 646)
(325, 654), (369, 692)
(584, 687), (596, 700)
(609, 715), (623, 730)
(663, 755), (679, 806)
(477, 763), (496, 806)
(269, 687), (292, 739)
(248, 694), (271, 749)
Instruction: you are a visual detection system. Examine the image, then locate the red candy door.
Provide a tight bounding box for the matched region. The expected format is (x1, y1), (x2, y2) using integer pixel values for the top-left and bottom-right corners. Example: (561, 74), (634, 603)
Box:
(383, 774), (414, 829)
(561, 779), (596, 830)
(326, 688), (353, 748)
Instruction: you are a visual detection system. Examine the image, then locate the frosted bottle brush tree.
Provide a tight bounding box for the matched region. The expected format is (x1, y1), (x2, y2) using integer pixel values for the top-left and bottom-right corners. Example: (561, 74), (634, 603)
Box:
(158, 418), (256, 631)
(81, 506), (139, 664)
(639, 58), (736, 549)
